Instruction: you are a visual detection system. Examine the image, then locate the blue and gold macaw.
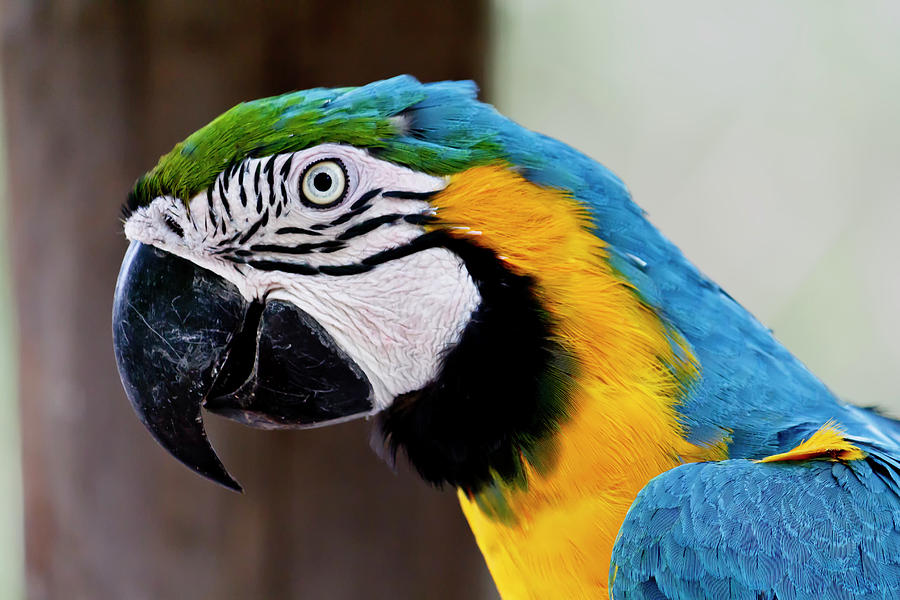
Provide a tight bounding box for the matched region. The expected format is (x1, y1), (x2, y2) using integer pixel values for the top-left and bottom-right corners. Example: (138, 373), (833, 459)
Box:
(112, 76), (900, 599)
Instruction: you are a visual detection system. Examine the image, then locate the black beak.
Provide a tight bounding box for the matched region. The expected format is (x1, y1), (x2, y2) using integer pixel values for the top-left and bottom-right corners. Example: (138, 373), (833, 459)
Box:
(112, 242), (374, 491)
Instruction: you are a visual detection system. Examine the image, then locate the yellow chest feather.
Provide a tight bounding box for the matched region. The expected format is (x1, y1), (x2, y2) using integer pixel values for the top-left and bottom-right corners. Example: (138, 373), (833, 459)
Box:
(431, 166), (725, 599)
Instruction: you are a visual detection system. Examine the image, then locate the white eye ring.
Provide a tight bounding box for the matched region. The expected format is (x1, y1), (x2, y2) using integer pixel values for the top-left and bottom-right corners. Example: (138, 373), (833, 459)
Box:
(300, 159), (347, 207)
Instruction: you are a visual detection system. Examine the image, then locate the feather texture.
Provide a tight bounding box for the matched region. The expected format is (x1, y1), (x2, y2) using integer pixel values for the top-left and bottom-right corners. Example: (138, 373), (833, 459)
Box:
(131, 76), (900, 599)
(610, 458), (900, 599)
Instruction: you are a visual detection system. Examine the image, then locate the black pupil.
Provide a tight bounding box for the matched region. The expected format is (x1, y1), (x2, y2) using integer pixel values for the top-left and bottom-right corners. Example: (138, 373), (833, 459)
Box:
(313, 171), (333, 192)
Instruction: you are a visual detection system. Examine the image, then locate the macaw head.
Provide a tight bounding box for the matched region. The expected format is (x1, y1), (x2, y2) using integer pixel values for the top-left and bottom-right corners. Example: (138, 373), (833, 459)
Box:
(114, 75), (660, 494)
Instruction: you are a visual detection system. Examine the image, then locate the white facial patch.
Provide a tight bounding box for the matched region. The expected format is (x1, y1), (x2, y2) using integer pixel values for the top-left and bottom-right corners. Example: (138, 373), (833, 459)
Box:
(265, 248), (480, 406)
(124, 144), (481, 410)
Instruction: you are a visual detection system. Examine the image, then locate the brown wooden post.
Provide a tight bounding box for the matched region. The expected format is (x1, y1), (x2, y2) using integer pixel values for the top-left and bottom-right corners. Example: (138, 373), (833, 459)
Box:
(1, 1), (495, 598)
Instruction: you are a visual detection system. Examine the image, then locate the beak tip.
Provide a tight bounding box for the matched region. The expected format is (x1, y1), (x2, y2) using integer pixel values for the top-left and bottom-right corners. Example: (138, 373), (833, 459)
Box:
(212, 470), (244, 493)
(132, 402), (245, 493)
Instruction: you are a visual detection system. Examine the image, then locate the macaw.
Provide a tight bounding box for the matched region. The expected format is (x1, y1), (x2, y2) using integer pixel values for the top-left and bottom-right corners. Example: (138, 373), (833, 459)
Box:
(112, 76), (900, 599)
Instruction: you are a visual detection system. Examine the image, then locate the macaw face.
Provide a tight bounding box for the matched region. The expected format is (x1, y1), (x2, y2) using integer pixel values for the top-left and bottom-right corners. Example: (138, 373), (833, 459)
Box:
(113, 143), (482, 490)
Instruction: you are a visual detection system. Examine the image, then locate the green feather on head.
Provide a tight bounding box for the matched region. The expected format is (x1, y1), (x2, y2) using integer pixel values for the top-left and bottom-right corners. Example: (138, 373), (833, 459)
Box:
(127, 76), (504, 212)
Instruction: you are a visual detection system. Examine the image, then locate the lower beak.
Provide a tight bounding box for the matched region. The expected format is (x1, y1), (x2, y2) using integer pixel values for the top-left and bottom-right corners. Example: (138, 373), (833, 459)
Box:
(112, 242), (374, 491)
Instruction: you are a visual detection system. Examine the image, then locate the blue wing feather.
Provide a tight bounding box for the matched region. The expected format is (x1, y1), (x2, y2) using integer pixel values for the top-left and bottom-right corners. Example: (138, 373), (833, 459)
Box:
(610, 458), (900, 600)
(385, 78), (900, 597)
(414, 81), (900, 595)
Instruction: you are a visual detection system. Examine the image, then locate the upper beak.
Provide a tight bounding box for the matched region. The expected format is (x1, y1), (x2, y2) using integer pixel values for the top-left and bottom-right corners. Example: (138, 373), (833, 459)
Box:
(112, 242), (374, 491)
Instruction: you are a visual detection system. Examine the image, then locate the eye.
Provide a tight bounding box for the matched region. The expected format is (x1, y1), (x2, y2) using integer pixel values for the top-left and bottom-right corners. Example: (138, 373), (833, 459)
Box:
(300, 159), (347, 208)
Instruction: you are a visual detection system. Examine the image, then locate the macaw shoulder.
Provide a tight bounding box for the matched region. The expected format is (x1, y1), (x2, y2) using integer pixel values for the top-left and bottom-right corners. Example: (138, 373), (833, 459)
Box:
(610, 424), (900, 600)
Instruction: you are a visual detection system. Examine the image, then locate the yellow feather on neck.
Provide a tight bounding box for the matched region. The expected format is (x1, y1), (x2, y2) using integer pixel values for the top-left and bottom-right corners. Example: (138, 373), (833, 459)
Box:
(430, 166), (726, 599)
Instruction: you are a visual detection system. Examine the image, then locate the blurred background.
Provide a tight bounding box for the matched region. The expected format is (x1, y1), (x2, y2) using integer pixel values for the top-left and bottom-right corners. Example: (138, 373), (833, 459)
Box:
(0, 1), (898, 598)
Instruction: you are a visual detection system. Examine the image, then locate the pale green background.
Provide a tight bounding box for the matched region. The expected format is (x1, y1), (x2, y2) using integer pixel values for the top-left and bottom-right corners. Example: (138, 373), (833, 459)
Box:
(0, 76), (22, 599)
(2, 2), (899, 598)
(492, 0), (900, 413)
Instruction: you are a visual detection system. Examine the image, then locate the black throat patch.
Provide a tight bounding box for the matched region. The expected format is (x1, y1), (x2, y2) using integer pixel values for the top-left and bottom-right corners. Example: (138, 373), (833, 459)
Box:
(378, 235), (572, 494)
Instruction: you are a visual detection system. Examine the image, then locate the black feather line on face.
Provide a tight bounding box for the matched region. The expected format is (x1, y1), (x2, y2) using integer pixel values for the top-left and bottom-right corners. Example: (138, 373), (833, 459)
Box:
(351, 188), (383, 210)
(218, 177), (232, 219)
(221, 164), (232, 193)
(378, 236), (570, 494)
(382, 190), (436, 201)
(279, 154), (293, 179)
(254, 163), (263, 213)
(163, 215), (184, 238)
(239, 210), (268, 245)
(275, 227), (323, 236)
(335, 214), (404, 240)
(206, 186), (218, 231)
(238, 166), (248, 208)
(242, 230), (444, 275)
(249, 240), (345, 255)
(265, 155), (276, 200)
